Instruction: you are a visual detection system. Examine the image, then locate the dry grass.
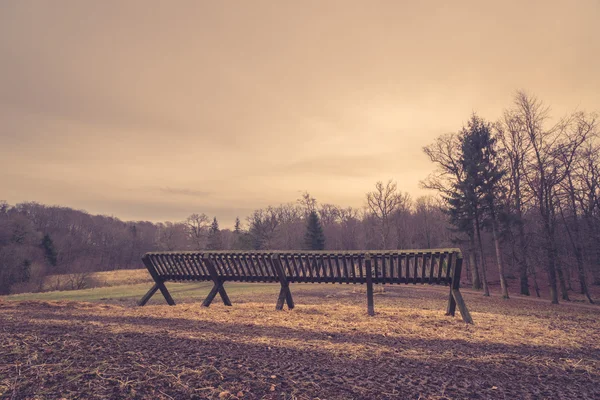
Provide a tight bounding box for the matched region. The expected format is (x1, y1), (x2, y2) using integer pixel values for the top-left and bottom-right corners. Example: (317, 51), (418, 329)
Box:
(1, 284), (599, 399)
(41, 269), (152, 292)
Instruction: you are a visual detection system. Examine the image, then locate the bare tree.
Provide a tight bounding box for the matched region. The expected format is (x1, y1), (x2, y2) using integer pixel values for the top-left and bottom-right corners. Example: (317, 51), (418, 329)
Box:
(366, 180), (410, 249)
(514, 91), (593, 304)
(185, 213), (210, 250)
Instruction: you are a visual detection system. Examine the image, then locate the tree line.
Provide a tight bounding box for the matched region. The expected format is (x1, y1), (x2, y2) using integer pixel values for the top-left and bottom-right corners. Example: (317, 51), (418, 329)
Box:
(0, 191), (449, 294)
(423, 91), (599, 304)
(1, 91), (598, 302)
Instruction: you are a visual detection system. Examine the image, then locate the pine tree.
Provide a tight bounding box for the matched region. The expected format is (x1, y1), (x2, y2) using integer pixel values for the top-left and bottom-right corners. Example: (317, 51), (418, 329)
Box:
(41, 233), (58, 267)
(461, 114), (509, 298)
(207, 217), (222, 250)
(304, 211), (325, 250)
(234, 217), (241, 234)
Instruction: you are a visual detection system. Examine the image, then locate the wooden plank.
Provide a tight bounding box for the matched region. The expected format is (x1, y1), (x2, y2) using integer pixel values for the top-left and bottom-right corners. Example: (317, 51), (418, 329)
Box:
(148, 255), (165, 277)
(436, 253), (445, 284)
(420, 253), (426, 284)
(141, 254), (175, 306)
(288, 255), (301, 280)
(177, 253), (193, 279)
(333, 255), (342, 283)
(203, 256), (232, 306)
(311, 254), (321, 281)
(156, 254), (173, 280)
(445, 252), (454, 283)
(232, 254), (246, 280)
(404, 254), (410, 284)
(428, 253), (436, 284)
(202, 281), (222, 307)
(242, 253), (258, 280)
(365, 255), (375, 316)
(183, 254), (199, 278)
(304, 255), (314, 281)
(451, 289), (473, 324)
(160, 254), (178, 280)
(282, 255), (294, 277)
(446, 254), (459, 316)
(171, 254), (187, 279)
(271, 255), (294, 310)
(247, 254), (262, 279)
(138, 283), (159, 306)
(323, 254), (334, 280)
(195, 254), (210, 277)
(412, 254), (418, 285)
(341, 255), (350, 284)
(357, 255), (363, 279)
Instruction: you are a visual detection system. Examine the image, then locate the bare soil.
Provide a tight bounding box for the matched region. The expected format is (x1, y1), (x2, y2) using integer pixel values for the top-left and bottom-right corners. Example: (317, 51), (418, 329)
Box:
(1, 285), (599, 399)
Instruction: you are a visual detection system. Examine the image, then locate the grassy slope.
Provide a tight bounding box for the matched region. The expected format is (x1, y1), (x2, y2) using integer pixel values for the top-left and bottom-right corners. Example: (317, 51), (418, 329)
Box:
(2, 281), (283, 304)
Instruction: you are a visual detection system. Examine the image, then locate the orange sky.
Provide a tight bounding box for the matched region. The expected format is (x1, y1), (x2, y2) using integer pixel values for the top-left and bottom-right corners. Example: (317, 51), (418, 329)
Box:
(1, 1), (599, 226)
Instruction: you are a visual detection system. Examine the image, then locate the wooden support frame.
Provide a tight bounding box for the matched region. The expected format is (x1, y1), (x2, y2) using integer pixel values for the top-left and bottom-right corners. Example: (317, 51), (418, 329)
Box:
(271, 255), (294, 310)
(445, 255), (474, 324)
(139, 255), (176, 306)
(138, 249), (472, 323)
(202, 256), (232, 307)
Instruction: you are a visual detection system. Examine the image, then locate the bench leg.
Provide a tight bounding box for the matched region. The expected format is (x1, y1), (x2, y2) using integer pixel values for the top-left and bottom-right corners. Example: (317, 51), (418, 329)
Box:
(445, 256), (473, 323)
(451, 289), (473, 324)
(141, 281), (174, 306)
(157, 282), (176, 306)
(202, 281), (232, 307)
(138, 283), (159, 306)
(446, 288), (457, 316)
(275, 285), (294, 310)
(218, 284), (232, 306)
(365, 256), (375, 316)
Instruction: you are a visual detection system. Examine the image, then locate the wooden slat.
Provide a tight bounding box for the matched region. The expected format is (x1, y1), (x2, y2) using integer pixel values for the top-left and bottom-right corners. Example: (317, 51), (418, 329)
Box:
(177, 254), (193, 279)
(428, 253), (436, 284)
(412, 254), (418, 284)
(436, 253), (445, 284)
(420, 253), (426, 284)
(148, 255), (165, 277)
(242, 254), (258, 280)
(159, 254), (177, 278)
(341, 255), (350, 284)
(333, 255), (342, 283)
(247, 254), (262, 278)
(282, 255), (294, 277)
(445, 252), (454, 283)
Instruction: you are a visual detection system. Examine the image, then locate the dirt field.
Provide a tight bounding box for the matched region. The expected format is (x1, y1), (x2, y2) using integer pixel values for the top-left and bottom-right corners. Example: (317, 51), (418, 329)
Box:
(1, 284), (599, 399)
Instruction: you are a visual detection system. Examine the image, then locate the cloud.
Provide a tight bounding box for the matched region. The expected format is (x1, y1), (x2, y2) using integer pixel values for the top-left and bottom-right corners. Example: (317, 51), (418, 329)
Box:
(158, 187), (211, 197)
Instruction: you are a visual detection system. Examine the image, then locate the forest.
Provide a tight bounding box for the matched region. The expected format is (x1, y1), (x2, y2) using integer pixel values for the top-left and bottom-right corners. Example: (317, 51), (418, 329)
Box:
(1, 91), (599, 303)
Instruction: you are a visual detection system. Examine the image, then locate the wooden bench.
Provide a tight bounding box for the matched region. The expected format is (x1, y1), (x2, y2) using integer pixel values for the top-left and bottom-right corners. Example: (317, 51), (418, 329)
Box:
(139, 249), (473, 323)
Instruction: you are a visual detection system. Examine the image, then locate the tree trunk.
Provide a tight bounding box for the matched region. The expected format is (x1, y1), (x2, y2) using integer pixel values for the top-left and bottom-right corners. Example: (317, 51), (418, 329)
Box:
(474, 217), (490, 296)
(556, 260), (570, 301)
(530, 264), (541, 297)
(491, 219), (509, 299)
(469, 235), (482, 290)
(513, 176), (530, 295)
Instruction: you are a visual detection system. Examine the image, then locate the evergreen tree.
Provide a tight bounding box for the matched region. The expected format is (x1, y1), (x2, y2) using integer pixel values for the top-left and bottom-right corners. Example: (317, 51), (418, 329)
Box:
(460, 115), (509, 298)
(207, 217), (222, 250)
(304, 211), (325, 250)
(234, 217), (241, 234)
(41, 233), (58, 267)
